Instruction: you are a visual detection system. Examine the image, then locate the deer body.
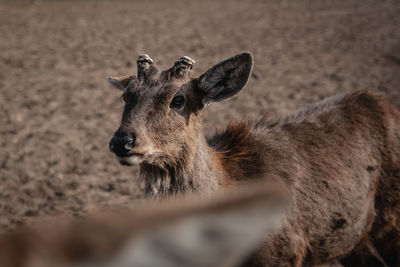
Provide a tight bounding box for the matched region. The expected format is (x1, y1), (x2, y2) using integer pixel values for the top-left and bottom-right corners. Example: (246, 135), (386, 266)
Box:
(108, 53), (400, 266)
(229, 91), (400, 266)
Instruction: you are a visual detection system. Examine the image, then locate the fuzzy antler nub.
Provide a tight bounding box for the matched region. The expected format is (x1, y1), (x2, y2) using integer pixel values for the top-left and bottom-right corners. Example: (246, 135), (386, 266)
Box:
(172, 56), (195, 77)
(137, 54), (154, 80)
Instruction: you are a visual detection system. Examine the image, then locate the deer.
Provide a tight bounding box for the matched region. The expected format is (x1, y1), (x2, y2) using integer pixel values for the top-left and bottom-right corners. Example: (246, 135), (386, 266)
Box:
(0, 183), (287, 267)
(107, 52), (400, 266)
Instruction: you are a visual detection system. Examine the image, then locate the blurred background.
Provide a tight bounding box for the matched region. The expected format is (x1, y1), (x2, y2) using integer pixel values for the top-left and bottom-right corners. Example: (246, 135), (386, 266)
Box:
(0, 0), (399, 232)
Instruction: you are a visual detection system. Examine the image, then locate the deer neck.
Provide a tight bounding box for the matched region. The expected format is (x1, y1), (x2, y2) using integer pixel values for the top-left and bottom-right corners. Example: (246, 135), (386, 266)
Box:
(140, 133), (225, 199)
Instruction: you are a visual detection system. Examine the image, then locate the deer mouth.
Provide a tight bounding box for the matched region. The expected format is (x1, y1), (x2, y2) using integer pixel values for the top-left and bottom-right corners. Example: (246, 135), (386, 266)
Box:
(117, 153), (144, 166)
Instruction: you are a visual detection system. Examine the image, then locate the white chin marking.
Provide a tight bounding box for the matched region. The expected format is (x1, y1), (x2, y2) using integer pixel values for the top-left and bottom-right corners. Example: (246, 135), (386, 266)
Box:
(117, 156), (143, 166)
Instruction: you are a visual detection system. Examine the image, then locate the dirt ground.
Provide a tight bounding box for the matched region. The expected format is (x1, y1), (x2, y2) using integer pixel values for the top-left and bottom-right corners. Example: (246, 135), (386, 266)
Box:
(0, 0), (399, 232)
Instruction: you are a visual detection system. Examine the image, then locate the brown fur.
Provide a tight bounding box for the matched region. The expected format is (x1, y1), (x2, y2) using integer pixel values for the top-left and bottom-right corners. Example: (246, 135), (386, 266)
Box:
(208, 120), (267, 180)
(108, 53), (400, 266)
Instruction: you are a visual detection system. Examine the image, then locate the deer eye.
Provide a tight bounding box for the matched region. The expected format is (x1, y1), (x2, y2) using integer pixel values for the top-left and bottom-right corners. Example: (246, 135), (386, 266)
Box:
(170, 95), (185, 109)
(121, 93), (127, 102)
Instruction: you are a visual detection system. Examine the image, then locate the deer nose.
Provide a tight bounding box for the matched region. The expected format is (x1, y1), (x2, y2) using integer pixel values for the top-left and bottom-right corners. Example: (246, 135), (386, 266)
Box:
(109, 135), (135, 157)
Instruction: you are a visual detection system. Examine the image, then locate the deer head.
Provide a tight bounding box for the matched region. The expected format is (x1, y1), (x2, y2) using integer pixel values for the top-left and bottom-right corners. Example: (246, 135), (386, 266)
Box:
(107, 52), (253, 169)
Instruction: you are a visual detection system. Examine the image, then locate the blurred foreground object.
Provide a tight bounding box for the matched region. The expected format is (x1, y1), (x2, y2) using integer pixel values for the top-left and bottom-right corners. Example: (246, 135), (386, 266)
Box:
(0, 182), (287, 267)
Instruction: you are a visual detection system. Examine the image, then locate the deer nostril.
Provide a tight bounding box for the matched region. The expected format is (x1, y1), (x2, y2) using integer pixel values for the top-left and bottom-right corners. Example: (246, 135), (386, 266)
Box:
(124, 138), (134, 151)
(109, 135), (135, 156)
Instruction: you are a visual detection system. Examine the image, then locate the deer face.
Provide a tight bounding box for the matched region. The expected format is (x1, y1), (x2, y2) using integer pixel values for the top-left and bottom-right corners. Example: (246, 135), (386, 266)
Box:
(108, 53), (253, 167)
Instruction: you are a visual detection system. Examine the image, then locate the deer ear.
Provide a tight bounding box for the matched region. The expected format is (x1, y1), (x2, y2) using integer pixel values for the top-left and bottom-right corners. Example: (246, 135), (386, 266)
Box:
(197, 52), (253, 104)
(113, 187), (285, 267)
(107, 75), (137, 91)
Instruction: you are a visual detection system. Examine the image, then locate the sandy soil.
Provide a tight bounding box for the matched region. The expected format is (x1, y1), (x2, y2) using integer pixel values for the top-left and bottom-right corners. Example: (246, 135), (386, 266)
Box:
(0, 0), (399, 232)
